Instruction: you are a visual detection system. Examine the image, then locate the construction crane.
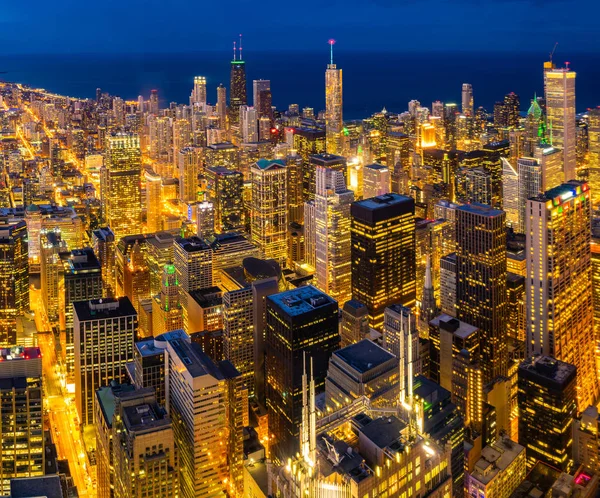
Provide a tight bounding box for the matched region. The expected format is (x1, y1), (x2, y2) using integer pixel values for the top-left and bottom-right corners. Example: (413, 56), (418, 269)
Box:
(549, 42), (558, 63)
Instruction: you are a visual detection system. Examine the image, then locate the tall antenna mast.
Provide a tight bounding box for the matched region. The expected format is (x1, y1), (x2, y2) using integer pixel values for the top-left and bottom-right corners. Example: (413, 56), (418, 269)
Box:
(328, 39), (336, 65)
(239, 33), (243, 61)
(233, 41), (236, 61)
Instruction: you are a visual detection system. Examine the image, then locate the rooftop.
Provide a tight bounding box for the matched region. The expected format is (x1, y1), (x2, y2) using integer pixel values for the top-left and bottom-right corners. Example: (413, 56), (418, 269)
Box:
(10, 475), (63, 498)
(519, 355), (577, 387)
(457, 202), (504, 217)
(268, 285), (336, 317)
(470, 437), (525, 486)
(135, 338), (166, 358)
(188, 286), (222, 308)
(73, 297), (137, 322)
(359, 416), (407, 451)
(334, 339), (395, 374)
(175, 236), (211, 253)
(95, 382), (136, 427)
(429, 314), (478, 339)
(254, 158), (286, 170)
(0, 346), (41, 362)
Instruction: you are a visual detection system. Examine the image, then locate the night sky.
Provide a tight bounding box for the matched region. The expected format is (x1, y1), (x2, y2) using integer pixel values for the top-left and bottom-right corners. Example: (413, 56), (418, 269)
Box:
(3, 0), (599, 54)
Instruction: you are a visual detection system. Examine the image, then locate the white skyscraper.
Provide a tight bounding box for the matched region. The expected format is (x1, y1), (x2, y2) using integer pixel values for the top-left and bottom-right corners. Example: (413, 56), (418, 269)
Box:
(314, 165), (354, 305)
(502, 158), (519, 230)
(240, 105), (258, 143)
(545, 66), (576, 181)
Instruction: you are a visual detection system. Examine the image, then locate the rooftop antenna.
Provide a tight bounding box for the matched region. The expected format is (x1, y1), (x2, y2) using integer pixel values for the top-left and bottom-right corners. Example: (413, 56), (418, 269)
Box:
(239, 33), (243, 61)
(328, 39), (336, 65)
(233, 41), (237, 61)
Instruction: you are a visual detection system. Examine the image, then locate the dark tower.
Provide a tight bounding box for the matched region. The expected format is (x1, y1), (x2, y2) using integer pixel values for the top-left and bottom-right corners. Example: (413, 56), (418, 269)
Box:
(229, 36), (247, 127)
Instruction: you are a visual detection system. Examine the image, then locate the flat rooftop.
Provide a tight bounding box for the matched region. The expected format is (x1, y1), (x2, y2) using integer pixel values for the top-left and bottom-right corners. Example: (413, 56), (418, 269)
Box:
(429, 314), (478, 340)
(334, 339), (395, 374)
(471, 437), (525, 486)
(457, 202), (504, 217)
(268, 285), (336, 317)
(73, 297), (137, 321)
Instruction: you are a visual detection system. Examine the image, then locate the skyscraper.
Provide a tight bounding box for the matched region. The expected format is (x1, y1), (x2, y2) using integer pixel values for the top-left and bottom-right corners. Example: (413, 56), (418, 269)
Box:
(253, 79), (272, 119)
(339, 299), (370, 347)
(178, 147), (201, 203)
(462, 83), (474, 116)
(456, 203), (507, 384)
(145, 169), (162, 233)
(545, 65), (576, 181)
(163, 330), (246, 498)
(526, 180), (599, 411)
(216, 83), (227, 129)
(239, 105), (258, 142)
(190, 75), (207, 106)
(314, 165), (354, 305)
(0, 347), (44, 494)
(325, 40), (343, 155)
(111, 388), (179, 498)
(265, 286), (339, 461)
(229, 41), (247, 127)
(205, 166), (244, 232)
(250, 159), (288, 266)
(518, 355), (577, 472)
(73, 297), (138, 425)
(363, 163), (390, 199)
(152, 263), (183, 335)
(502, 158), (519, 230)
(350, 193), (416, 330)
(587, 108), (600, 206)
(0, 221), (29, 346)
(102, 133), (142, 239)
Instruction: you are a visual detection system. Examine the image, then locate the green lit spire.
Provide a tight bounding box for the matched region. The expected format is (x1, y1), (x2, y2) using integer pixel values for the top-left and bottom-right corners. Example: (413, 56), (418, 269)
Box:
(527, 93), (542, 120)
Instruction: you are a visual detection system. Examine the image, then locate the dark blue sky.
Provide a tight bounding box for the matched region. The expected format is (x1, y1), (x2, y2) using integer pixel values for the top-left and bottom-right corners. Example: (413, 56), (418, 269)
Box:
(2, 0), (599, 54)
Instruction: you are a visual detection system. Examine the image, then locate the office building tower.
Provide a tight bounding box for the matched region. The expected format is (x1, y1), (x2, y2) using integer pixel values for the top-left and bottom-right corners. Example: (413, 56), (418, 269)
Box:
(93, 227), (116, 296)
(133, 338), (166, 406)
(230, 43), (247, 126)
(429, 314), (479, 393)
(96, 382), (136, 498)
(253, 79), (271, 116)
(63, 248), (103, 377)
(325, 339), (398, 410)
(362, 163), (390, 199)
(164, 330), (246, 498)
(0, 221), (28, 346)
(190, 76), (207, 106)
(152, 264), (183, 335)
(526, 181), (599, 411)
(518, 355), (577, 472)
(573, 405), (600, 473)
(145, 169), (162, 232)
(196, 200), (214, 239)
(545, 66), (576, 181)
(0, 347), (43, 494)
(314, 165), (354, 305)
(286, 152), (304, 223)
(221, 257), (281, 399)
(506, 272), (525, 343)
(305, 153), (347, 202)
(456, 203), (507, 384)
(265, 286), (339, 460)
(178, 147), (201, 203)
(173, 236), (213, 293)
(386, 131), (410, 192)
(351, 194), (416, 330)
(74, 297), (138, 426)
(466, 436), (526, 498)
(588, 109), (600, 206)
(208, 232), (260, 285)
(340, 299), (370, 347)
(102, 133), (142, 239)
(149, 89), (159, 115)
(462, 83), (474, 116)
(111, 388), (178, 498)
(325, 40), (343, 154)
(502, 158), (519, 229)
(173, 119), (193, 168)
(535, 143), (563, 190)
(440, 253), (457, 317)
(216, 83), (227, 129)
(205, 166), (244, 232)
(250, 159), (288, 266)
(40, 229), (67, 323)
(240, 105), (258, 142)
